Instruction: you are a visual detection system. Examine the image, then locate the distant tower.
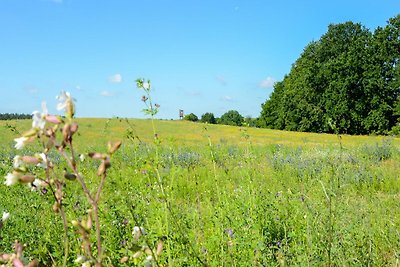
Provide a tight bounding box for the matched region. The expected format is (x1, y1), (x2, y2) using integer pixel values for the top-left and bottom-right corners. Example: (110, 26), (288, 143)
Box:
(179, 110), (184, 120)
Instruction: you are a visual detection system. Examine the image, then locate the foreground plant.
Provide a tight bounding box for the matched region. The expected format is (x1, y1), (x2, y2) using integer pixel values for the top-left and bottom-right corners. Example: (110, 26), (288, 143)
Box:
(2, 92), (121, 266)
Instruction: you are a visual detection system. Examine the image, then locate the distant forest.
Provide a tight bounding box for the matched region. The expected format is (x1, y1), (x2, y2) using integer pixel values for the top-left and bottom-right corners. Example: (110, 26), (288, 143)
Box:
(258, 15), (400, 135)
(0, 113), (31, 120)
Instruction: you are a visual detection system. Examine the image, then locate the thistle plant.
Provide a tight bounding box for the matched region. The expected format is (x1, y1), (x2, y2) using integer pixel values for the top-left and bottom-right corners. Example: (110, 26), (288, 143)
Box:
(136, 78), (160, 145)
(2, 91), (121, 267)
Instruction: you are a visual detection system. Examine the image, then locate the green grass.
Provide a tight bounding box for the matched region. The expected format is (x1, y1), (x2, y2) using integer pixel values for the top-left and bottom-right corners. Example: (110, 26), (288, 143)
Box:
(0, 118), (399, 266)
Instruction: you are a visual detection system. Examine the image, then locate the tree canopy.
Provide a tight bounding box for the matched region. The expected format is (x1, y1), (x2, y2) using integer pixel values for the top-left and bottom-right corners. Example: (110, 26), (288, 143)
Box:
(219, 110), (244, 126)
(200, 112), (216, 124)
(259, 15), (400, 135)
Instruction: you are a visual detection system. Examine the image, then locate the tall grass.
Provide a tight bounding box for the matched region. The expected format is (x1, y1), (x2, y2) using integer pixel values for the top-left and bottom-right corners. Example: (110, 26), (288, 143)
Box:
(0, 118), (399, 266)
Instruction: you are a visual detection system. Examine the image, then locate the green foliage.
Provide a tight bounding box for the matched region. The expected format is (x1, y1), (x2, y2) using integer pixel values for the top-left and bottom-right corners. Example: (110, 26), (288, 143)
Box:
(184, 113), (199, 122)
(259, 15), (400, 135)
(200, 112), (216, 124)
(0, 113), (31, 120)
(219, 110), (244, 126)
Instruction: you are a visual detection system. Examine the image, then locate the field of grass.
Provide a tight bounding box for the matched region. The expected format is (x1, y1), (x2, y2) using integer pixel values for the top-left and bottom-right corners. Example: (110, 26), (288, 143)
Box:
(0, 118), (399, 266)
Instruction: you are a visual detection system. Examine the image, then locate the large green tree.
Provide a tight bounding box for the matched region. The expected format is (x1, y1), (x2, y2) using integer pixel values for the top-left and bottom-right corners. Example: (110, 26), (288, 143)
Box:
(259, 15), (400, 134)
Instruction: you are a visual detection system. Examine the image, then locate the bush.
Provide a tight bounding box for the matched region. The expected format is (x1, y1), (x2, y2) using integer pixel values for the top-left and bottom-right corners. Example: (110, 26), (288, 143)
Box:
(184, 113), (198, 122)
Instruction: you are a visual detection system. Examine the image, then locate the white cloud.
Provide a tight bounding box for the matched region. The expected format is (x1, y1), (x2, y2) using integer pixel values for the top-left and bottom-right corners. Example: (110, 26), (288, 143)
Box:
(28, 88), (39, 94)
(100, 90), (114, 97)
(75, 85), (82, 91)
(108, 74), (122, 83)
(259, 76), (276, 88)
(24, 85), (39, 94)
(220, 95), (233, 102)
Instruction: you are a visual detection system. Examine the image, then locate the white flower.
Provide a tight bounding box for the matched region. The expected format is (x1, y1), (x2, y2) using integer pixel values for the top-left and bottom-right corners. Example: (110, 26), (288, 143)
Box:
(142, 81), (150, 90)
(79, 154), (85, 162)
(36, 153), (48, 169)
(4, 172), (19, 186)
(13, 155), (23, 168)
(29, 179), (46, 191)
(144, 255), (153, 267)
(56, 91), (75, 118)
(14, 137), (28, 150)
(74, 255), (86, 264)
(2, 212), (10, 222)
(133, 226), (146, 236)
(56, 91), (71, 111)
(82, 261), (91, 267)
(32, 102), (48, 130)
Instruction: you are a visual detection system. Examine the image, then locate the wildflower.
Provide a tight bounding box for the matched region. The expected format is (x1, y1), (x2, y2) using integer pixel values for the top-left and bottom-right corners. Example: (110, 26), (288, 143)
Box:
(75, 255), (86, 264)
(142, 81), (150, 90)
(56, 91), (69, 111)
(144, 255), (153, 267)
(32, 102), (48, 130)
(29, 179), (47, 191)
(79, 154), (85, 162)
(132, 226), (146, 240)
(2, 212), (10, 222)
(4, 172), (20, 186)
(56, 91), (75, 118)
(13, 155), (23, 168)
(14, 137), (29, 150)
(36, 153), (48, 169)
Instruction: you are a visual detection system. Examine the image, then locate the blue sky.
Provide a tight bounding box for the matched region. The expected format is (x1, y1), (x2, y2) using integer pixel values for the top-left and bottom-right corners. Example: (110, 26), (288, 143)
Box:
(0, 0), (399, 119)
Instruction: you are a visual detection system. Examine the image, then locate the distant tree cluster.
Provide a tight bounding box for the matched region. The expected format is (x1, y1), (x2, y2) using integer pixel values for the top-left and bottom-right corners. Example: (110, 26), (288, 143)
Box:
(0, 113), (31, 120)
(183, 110), (251, 127)
(259, 15), (400, 135)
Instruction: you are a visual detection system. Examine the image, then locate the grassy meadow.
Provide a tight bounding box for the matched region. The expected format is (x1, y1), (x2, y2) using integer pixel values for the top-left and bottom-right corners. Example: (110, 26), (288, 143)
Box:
(0, 118), (400, 266)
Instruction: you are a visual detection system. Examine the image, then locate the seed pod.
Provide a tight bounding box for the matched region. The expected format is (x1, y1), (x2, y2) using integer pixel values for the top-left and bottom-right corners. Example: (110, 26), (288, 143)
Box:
(70, 122), (78, 134)
(52, 202), (60, 213)
(62, 124), (71, 143)
(88, 152), (104, 160)
(156, 240), (164, 256)
(97, 158), (111, 176)
(120, 256), (129, 264)
(19, 175), (36, 184)
(108, 141), (122, 154)
(64, 172), (77, 181)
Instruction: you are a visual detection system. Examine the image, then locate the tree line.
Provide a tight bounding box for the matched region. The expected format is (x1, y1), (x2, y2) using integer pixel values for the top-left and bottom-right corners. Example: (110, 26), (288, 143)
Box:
(258, 15), (400, 135)
(0, 113), (31, 120)
(183, 110), (257, 127)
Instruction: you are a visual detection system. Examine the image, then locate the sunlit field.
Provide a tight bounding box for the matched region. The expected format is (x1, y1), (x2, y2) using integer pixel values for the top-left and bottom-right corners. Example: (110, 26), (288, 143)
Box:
(1, 118), (399, 266)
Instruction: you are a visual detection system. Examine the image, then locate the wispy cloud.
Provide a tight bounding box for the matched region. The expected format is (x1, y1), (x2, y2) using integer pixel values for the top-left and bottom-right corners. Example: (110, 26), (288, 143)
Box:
(220, 95), (233, 102)
(259, 76), (276, 88)
(75, 85), (82, 91)
(108, 73), (122, 83)
(215, 75), (227, 86)
(100, 90), (114, 97)
(23, 85), (39, 95)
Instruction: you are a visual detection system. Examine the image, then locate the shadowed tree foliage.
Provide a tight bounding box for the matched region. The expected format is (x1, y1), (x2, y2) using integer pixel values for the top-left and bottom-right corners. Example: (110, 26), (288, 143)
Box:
(259, 15), (400, 135)
(200, 112), (216, 124)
